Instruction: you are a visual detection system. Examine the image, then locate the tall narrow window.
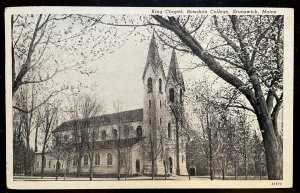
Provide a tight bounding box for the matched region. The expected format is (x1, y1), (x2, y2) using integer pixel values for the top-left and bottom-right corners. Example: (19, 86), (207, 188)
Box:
(169, 88), (175, 102)
(84, 155), (88, 166)
(136, 126), (142, 137)
(37, 161), (39, 168)
(136, 160), (140, 173)
(149, 118), (151, 125)
(101, 130), (106, 140)
(160, 100), (162, 108)
(48, 160), (51, 168)
(64, 135), (68, 141)
(149, 100), (151, 108)
(168, 123), (171, 139)
(180, 89), (183, 103)
(124, 126), (130, 138)
(159, 78), (162, 93)
(147, 77), (153, 93)
(160, 118), (162, 125)
(107, 153), (113, 165)
(95, 154), (100, 166)
(57, 162), (61, 170)
(73, 159), (77, 166)
(113, 129), (118, 139)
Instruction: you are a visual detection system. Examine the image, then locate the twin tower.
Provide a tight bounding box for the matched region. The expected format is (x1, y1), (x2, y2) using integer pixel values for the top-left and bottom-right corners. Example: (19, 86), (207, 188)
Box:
(142, 34), (188, 176)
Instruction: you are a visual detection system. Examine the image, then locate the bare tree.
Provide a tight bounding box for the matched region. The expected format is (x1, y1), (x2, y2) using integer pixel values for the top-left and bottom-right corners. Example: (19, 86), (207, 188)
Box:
(81, 96), (103, 181)
(112, 100), (123, 180)
(67, 95), (102, 178)
(38, 102), (59, 178)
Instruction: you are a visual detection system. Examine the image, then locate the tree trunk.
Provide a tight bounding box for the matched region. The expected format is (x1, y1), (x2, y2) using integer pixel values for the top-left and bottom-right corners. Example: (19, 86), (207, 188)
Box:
(163, 160), (167, 180)
(243, 122), (248, 180)
(55, 159), (60, 181)
(117, 148), (121, 180)
(34, 125), (39, 152)
(234, 163), (237, 180)
(76, 158), (82, 177)
(41, 151), (45, 179)
(253, 159), (256, 180)
(257, 113), (283, 180)
(222, 161), (225, 180)
(175, 117), (180, 175)
(151, 157), (155, 180)
(260, 161), (262, 180)
(89, 160), (93, 181)
(207, 113), (214, 180)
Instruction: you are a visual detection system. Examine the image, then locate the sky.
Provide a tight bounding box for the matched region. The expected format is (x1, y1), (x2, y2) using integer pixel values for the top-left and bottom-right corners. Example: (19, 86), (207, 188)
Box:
(52, 22), (208, 114)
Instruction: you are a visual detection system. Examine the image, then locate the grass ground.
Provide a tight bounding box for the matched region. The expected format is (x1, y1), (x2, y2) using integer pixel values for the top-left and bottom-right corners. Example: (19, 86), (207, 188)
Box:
(13, 175), (268, 181)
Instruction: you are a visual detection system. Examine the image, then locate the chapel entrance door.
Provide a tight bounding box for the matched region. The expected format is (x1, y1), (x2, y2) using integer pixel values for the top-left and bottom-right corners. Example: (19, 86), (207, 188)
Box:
(169, 157), (173, 174)
(136, 160), (140, 173)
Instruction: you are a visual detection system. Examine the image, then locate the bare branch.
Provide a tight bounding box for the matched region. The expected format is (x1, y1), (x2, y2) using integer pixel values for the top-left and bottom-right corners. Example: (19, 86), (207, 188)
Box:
(13, 89), (64, 113)
(226, 104), (256, 114)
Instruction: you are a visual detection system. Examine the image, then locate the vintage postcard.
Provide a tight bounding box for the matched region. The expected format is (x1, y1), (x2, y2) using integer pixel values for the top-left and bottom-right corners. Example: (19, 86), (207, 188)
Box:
(5, 7), (293, 189)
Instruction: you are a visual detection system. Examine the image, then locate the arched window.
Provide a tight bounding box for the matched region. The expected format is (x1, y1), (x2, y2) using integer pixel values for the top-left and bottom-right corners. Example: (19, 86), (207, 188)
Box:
(84, 155), (88, 166)
(64, 135), (68, 141)
(101, 130), (106, 140)
(95, 154), (100, 165)
(57, 161), (61, 170)
(180, 89), (183, 103)
(73, 159), (77, 166)
(169, 88), (175, 102)
(169, 157), (173, 173)
(147, 77), (153, 93)
(124, 126), (130, 138)
(107, 153), (113, 165)
(136, 160), (140, 173)
(168, 123), (171, 139)
(159, 78), (162, 93)
(113, 129), (118, 139)
(136, 126), (142, 137)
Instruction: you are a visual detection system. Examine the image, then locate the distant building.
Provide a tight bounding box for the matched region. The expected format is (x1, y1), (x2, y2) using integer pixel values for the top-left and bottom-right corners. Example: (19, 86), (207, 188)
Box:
(33, 34), (189, 177)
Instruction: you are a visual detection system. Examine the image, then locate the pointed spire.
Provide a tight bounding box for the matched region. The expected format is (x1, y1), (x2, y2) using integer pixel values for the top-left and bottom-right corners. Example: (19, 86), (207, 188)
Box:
(167, 49), (180, 82)
(142, 33), (163, 80)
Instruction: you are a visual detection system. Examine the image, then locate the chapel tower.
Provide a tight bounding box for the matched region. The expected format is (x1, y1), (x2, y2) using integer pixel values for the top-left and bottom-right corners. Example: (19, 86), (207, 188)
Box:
(142, 34), (166, 175)
(142, 35), (188, 176)
(165, 49), (188, 175)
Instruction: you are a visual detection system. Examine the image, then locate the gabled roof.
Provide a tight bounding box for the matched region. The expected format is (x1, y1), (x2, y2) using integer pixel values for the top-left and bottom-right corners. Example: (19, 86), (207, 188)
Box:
(53, 108), (143, 133)
(37, 137), (146, 154)
(94, 137), (146, 149)
(142, 34), (165, 80)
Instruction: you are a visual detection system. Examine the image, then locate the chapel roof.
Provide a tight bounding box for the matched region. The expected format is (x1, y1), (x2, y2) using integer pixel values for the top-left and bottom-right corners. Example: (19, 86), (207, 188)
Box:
(53, 108), (143, 133)
(51, 137), (146, 150)
(94, 137), (146, 149)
